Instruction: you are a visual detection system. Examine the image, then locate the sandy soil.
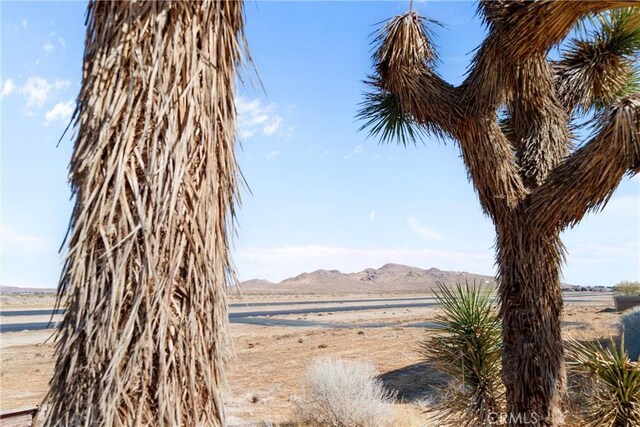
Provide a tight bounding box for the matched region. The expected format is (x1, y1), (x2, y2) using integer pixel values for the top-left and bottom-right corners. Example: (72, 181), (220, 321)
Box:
(0, 293), (621, 426)
(0, 295), (58, 310)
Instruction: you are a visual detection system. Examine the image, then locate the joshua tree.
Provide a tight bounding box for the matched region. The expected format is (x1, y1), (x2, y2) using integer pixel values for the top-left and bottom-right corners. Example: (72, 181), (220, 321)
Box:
(360, 2), (640, 425)
(45, 1), (245, 425)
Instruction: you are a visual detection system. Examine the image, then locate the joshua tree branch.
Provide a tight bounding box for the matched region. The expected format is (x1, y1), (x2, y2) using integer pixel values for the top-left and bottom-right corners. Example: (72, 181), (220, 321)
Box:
(510, 55), (572, 189)
(527, 94), (640, 231)
(371, 12), (463, 138)
(367, 11), (525, 218)
(455, 119), (527, 221)
(463, 1), (640, 113)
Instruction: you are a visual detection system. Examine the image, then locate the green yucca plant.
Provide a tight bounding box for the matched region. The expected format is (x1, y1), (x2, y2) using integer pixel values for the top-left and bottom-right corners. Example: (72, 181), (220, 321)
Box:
(565, 337), (640, 427)
(418, 281), (504, 426)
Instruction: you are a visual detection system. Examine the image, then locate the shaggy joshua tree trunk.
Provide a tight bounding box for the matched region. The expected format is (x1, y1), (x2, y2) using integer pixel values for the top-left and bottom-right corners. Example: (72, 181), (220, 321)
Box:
(45, 1), (245, 425)
(360, 2), (640, 425)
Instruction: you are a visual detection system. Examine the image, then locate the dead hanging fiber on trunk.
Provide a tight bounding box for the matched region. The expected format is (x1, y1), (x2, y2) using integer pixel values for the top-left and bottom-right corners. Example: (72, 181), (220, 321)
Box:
(45, 1), (247, 425)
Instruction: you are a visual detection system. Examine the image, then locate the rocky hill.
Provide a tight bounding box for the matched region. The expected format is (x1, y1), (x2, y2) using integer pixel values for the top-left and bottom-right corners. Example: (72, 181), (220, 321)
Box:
(238, 263), (494, 294)
(0, 285), (56, 294)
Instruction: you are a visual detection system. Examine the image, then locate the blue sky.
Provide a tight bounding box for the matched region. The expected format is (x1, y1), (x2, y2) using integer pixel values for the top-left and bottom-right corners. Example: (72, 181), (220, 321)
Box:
(1, 1), (638, 288)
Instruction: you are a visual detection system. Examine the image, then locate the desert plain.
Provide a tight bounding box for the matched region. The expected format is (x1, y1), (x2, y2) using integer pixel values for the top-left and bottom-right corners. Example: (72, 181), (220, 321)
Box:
(0, 288), (621, 426)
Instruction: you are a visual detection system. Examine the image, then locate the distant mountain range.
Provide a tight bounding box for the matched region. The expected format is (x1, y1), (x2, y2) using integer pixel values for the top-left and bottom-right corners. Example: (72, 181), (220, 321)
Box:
(238, 263), (494, 294)
(2, 264), (597, 295)
(0, 264), (495, 295)
(0, 285), (56, 294)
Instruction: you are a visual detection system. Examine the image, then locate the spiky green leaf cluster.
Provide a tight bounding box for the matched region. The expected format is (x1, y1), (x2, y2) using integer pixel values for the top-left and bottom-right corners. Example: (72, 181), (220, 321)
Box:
(560, 7), (640, 113)
(418, 281), (504, 427)
(357, 86), (426, 147)
(566, 337), (640, 427)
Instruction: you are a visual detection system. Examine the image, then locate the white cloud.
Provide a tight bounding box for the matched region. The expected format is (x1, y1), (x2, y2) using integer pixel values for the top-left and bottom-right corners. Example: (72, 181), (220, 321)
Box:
(0, 227), (49, 252)
(234, 245), (494, 282)
(369, 210), (376, 222)
(266, 150), (280, 160)
(17, 77), (73, 114)
(407, 217), (444, 241)
(344, 145), (364, 160)
(44, 99), (74, 126)
(21, 19), (27, 28)
(22, 77), (52, 109)
(263, 116), (282, 135)
(236, 97), (285, 139)
(1, 79), (15, 97)
(54, 79), (71, 90)
(43, 41), (54, 53)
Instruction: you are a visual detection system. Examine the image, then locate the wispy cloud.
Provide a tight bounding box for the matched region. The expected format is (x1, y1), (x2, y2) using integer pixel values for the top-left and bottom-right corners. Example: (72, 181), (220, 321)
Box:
(236, 96), (285, 139)
(564, 239), (639, 284)
(263, 117), (282, 136)
(266, 150), (280, 160)
(22, 77), (53, 109)
(44, 99), (74, 126)
(16, 77), (73, 114)
(602, 194), (640, 218)
(21, 19), (27, 29)
(234, 245), (494, 282)
(570, 239), (638, 259)
(1, 79), (15, 97)
(344, 145), (363, 160)
(54, 79), (71, 90)
(369, 210), (376, 222)
(58, 37), (66, 54)
(0, 227), (50, 252)
(43, 41), (54, 53)
(407, 217), (444, 241)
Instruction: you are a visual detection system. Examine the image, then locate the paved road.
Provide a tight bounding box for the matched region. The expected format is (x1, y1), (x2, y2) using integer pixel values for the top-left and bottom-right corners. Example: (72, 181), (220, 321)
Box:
(0, 297), (433, 317)
(0, 293), (611, 333)
(0, 309), (65, 317)
(1, 321), (59, 333)
(0, 300), (438, 333)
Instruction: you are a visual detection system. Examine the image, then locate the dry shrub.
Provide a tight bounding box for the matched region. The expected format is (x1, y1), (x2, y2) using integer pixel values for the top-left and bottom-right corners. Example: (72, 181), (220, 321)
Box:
(294, 358), (396, 427)
(613, 281), (640, 296)
(620, 306), (640, 361)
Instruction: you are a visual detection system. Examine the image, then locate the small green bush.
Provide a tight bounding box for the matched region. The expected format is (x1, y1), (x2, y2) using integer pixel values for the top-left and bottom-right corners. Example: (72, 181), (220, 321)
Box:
(613, 281), (640, 296)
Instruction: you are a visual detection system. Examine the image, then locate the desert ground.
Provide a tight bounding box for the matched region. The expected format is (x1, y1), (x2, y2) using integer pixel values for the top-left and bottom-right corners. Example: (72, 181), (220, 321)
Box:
(0, 292), (620, 426)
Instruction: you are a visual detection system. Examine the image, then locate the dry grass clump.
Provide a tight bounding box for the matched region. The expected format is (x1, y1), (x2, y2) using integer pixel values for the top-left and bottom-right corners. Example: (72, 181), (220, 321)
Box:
(294, 358), (396, 427)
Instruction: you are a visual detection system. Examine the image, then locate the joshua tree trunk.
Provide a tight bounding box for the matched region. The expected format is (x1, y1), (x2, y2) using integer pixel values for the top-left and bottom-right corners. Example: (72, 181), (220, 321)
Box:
(497, 217), (565, 424)
(45, 1), (245, 425)
(361, 2), (640, 425)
